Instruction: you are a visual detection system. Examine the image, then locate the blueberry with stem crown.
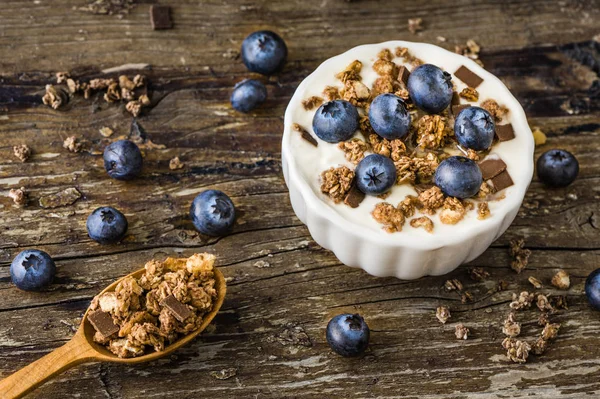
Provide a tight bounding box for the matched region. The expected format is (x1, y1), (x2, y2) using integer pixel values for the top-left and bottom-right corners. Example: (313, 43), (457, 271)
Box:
(241, 30), (287, 75)
(326, 314), (370, 357)
(10, 249), (56, 291)
(355, 154), (397, 195)
(536, 149), (579, 187)
(86, 206), (128, 244)
(190, 190), (236, 236)
(312, 100), (359, 143)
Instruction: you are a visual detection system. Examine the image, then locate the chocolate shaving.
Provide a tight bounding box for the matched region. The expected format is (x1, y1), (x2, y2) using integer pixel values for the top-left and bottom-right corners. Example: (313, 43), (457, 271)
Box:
(451, 91), (460, 106)
(491, 170), (514, 191)
(160, 294), (192, 322)
(397, 66), (410, 85)
(496, 124), (516, 142)
(150, 5), (173, 30)
(88, 311), (119, 338)
(478, 158), (507, 180)
(454, 65), (483, 88)
(344, 183), (365, 208)
(452, 104), (471, 116)
(292, 123), (318, 147)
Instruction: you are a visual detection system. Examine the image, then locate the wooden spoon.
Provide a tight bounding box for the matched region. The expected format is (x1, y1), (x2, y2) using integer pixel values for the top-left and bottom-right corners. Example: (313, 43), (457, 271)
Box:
(0, 266), (226, 399)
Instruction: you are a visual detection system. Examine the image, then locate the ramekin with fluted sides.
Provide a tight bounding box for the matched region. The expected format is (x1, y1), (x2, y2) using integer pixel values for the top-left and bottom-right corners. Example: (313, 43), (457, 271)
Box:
(281, 40), (534, 279)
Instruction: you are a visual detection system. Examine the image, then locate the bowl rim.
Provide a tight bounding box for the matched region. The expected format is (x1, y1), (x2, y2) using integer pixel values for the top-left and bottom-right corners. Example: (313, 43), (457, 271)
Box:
(282, 40), (534, 250)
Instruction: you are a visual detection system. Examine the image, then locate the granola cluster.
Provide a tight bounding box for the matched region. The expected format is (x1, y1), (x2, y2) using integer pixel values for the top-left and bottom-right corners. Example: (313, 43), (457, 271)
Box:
(88, 254), (217, 358)
(320, 166), (355, 203)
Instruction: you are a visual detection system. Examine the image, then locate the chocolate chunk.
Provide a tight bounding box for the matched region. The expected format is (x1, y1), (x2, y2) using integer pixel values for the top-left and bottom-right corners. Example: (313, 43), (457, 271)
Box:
(495, 124), (515, 141)
(292, 123), (318, 147)
(452, 104), (471, 116)
(344, 183), (365, 208)
(478, 158), (507, 180)
(491, 170), (514, 191)
(160, 294), (192, 322)
(88, 310), (119, 338)
(454, 66), (483, 88)
(451, 91), (460, 106)
(150, 5), (173, 30)
(397, 66), (410, 85)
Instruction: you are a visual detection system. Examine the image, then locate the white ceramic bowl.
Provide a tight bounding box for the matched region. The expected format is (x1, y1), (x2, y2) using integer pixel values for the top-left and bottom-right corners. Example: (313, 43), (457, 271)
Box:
(281, 40), (534, 279)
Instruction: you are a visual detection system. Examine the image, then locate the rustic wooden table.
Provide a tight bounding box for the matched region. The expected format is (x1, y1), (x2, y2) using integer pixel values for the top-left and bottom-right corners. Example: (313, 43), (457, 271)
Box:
(1, 0), (599, 397)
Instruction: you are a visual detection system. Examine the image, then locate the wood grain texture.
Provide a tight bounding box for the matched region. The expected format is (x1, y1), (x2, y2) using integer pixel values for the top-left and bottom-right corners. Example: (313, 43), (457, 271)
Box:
(0, 0), (599, 398)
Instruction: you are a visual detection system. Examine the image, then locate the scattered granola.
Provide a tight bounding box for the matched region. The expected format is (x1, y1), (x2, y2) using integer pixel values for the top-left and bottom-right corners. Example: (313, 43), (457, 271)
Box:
(323, 86), (341, 101)
(342, 79), (371, 107)
(536, 294), (554, 313)
(377, 48), (394, 61)
(455, 324), (470, 340)
(455, 39), (483, 67)
(549, 295), (568, 310)
(89, 254), (217, 358)
(439, 197), (466, 225)
(8, 187), (28, 207)
(42, 85), (68, 109)
(372, 202), (405, 233)
(407, 18), (423, 34)
(477, 202), (490, 220)
(502, 312), (521, 337)
(394, 47), (424, 67)
(13, 144), (32, 162)
(502, 338), (530, 363)
(410, 216), (434, 233)
(320, 166), (355, 203)
(444, 279), (463, 292)
(481, 99), (508, 121)
(79, 0), (135, 15)
(509, 291), (535, 310)
(551, 270), (570, 290)
(169, 157), (184, 170)
(63, 136), (83, 153)
(468, 267), (490, 282)
(531, 337), (548, 355)
(541, 323), (560, 341)
(459, 87), (479, 102)
(538, 312), (550, 326)
(369, 134), (406, 161)
(126, 100), (143, 117)
(418, 186), (444, 215)
(461, 291), (474, 304)
(508, 239), (531, 274)
(338, 138), (368, 164)
(335, 60), (363, 83)
(436, 306), (451, 324)
(528, 276), (543, 289)
(398, 195), (419, 217)
(465, 149), (480, 161)
(302, 96), (324, 111)
(416, 115), (449, 149)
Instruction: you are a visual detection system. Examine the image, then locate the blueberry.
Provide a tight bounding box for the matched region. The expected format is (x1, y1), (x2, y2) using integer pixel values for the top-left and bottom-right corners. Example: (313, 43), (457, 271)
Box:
(312, 100), (359, 143)
(241, 30), (287, 75)
(190, 190), (236, 236)
(326, 314), (370, 357)
(103, 140), (143, 180)
(536, 149), (579, 187)
(86, 207), (128, 244)
(368, 93), (411, 140)
(434, 156), (482, 199)
(355, 154), (397, 195)
(230, 79), (267, 113)
(10, 249), (56, 291)
(585, 268), (600, 310)
(454, 106), (495, 150)
(407, 64), (453, 114)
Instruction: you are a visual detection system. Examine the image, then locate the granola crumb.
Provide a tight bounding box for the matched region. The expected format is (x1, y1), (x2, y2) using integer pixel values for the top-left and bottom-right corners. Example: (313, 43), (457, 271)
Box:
(477, 202), (491, 220)
(126, 100), (143, 117)
(8, 187), (28, 207)
(549, 295), (568, 310)
(459, 87), (479, 102)
(536, 294), (554, 313)
(455, 39), (484, 67)
(502, 312), (521, 337)
(478, 181), (494, 199)
(417, 114), (449, 149)
(538, 312), (550, 326)
(455, 324), (470, 340)
(509, 238), (531, 274)
(407, 18), (423, 34)
(510, 291), (535, 310)
(468, 267), (490, 282)
(373, 59), (398, 77)
(99, 127), (114, 137)
(410, 216), (434, 233)
(335, 60), (363, 83)
(466, 149), (480, 161)
(63, 136), (83, 153)
(481, 99), (509, 121)
(541, 323), (560, 341)
(369, 134), (406, 161)
(528, 276), (543, 289)
(532, 127), (547, 146)
(338, 139), (368, 164)
(323, 86), (341, 101)
(439, 197), (466, 225)
(377, 48), (394, 61)
(444, 279), (463, 292)
(320, 166), (355, 204)
(302, 96), (324, 111)
(104, 82), (121, 103)
(461, 291), (474, 304)
(551, 270), (570, 290)
(394, 46), (424, 67)
(42, 85), (68, 109)
(436, 306), (451, 324)
(169, 157), (184, 170)
(341, 79), (371, 107)
(502, 338), (530, 363)
(418, 186), (445, 215)
(531, 337), (548, 355)
(13, 144), (32, 162)
(56, 71), (70, 84)
(436, 36), (446, 42)
(372, 202), (405, 233)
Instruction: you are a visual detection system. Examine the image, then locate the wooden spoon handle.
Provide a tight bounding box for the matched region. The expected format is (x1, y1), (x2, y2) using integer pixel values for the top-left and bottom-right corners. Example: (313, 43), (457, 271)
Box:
(0, 333), (98, 399)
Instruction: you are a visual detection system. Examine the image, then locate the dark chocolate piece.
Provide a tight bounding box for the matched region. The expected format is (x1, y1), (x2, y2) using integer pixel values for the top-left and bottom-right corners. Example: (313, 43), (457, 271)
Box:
(292, 123), (318, 147)
(454, 66), (483, 88)
(495, 124), (515, 141)
(88, 310), (119, 338)
(451, 91), (460, 106)
(150, 5), (173, 30)
(478, 158), (507, 180)
(161, 294), (192, 322)
(397, 66), (410, 85)
(490, 170), (514, 191)
(344, 183), (365, 208)
(452, 104), (471, 116)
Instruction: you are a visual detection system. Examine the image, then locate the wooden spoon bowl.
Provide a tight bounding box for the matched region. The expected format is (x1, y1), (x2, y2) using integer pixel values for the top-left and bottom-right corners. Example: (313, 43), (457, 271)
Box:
(0, 266), (226, 398)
